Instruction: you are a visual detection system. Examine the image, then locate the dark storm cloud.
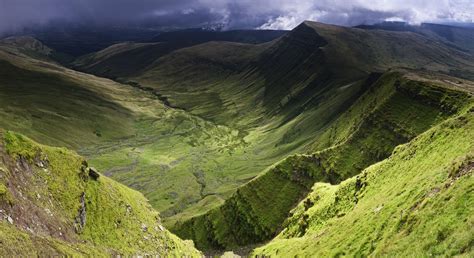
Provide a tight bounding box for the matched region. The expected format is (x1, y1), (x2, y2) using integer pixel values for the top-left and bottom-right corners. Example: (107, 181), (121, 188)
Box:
(0, 0), (473, 34)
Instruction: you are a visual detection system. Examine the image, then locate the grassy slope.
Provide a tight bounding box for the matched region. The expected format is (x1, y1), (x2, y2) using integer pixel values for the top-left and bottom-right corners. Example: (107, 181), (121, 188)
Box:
(171, 72), (473, 251)
(0, 40), (140, 149)
(253, 103), (474, 257)
(0, 59), (136, 149)
(0, 131), (200, 256)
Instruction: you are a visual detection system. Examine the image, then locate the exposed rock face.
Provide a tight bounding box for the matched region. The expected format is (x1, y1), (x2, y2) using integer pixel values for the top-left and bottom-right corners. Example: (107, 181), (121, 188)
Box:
(74, 192), (86, 233)
(88, 167), (100, 180)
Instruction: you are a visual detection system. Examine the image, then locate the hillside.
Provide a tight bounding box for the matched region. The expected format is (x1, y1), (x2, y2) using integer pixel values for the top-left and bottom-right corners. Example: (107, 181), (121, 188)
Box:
(0, 40), (138, 148)
(0, 36), (53, 57)
(151, 28), (287, 45)
(72, 29), (286, 79)
(254, 98), (474, 257)
(0, 130), (200, 256)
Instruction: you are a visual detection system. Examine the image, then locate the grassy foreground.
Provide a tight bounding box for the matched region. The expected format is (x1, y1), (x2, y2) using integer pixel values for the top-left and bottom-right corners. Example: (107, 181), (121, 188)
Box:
(254, 104), (474, 257)
(0, 130), (200, 256)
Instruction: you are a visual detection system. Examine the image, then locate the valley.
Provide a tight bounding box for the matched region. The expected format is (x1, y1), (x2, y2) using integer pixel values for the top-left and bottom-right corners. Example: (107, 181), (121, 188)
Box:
(0, 20), (473, 256)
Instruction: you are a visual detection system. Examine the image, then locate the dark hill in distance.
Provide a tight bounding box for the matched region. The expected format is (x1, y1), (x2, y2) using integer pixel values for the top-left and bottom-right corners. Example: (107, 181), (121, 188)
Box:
(19, 26), (161, 58)
(5, 26), (286, 64)
(356, 22), (474, 54)
(72, 28), (286, 78)
(152, 28), (287, 45)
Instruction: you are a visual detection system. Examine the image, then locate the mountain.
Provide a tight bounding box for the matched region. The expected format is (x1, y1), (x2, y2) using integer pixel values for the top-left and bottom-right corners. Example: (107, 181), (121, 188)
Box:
(74, 21), (474, 130)
(65, 21), (474, 253)
(1, 20), (473, 256)
(356, 22), (474, 54)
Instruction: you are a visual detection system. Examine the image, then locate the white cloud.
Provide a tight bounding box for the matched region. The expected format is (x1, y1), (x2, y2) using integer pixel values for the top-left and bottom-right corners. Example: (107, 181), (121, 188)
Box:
(256, 0), (474, 29)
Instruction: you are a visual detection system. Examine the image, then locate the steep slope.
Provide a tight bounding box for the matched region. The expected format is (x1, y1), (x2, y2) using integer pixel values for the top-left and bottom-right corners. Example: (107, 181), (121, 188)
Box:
(0, 42), (137, 149)
(171, 72), (473, 251)
(0, 130), (200, 256)
(253, 102), (474, 257)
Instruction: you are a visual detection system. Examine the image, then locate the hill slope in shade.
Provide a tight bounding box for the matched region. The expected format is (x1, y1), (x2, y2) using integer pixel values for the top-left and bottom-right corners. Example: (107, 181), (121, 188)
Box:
(0, 130), (200, 256)
(72, 29), (286, 79)
(151, 28), (287, 45)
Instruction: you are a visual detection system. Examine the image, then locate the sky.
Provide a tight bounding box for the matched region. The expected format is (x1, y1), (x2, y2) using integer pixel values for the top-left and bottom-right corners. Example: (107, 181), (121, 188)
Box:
(0, 0), (473, 33)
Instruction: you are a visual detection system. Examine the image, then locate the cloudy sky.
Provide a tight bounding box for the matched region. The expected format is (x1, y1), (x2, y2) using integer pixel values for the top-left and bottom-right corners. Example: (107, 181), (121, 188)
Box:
(0, 0), (473, 33)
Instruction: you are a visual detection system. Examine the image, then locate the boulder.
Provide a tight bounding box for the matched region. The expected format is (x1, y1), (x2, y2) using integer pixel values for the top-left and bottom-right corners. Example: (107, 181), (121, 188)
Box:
(88, 167), (100, 180)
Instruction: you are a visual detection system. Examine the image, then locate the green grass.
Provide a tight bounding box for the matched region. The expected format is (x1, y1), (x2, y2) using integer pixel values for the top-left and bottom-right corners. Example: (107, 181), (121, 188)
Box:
(0, 59), (136, 149)
(170, 72), (473, 251)
(253, 106), (474, 257)
(0, 131), (200, 256)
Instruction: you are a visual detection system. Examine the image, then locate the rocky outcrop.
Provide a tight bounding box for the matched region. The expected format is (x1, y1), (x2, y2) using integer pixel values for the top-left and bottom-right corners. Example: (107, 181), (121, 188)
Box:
(88, 167), (100, 180)
(74, 192), (87, 233)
